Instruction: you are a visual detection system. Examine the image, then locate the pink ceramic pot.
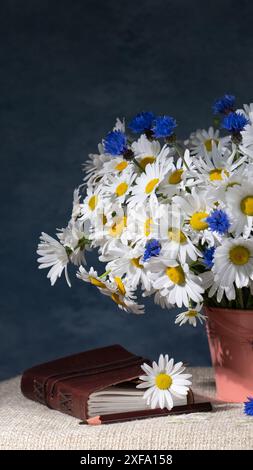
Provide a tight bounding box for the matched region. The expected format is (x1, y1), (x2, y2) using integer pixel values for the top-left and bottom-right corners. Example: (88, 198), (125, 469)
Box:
(205, 306), (253, 402)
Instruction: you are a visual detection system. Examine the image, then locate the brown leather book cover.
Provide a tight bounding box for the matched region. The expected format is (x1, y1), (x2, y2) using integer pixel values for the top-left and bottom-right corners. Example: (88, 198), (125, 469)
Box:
(21, 344), (211, 423)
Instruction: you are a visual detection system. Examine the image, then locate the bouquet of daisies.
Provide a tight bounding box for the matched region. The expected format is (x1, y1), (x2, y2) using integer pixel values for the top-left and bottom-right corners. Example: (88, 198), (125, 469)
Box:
(37, 95), (253, 326)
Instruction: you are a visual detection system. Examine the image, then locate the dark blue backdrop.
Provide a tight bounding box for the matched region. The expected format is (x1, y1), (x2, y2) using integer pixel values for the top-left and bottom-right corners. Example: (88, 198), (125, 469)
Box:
(1, 0), (253, 379)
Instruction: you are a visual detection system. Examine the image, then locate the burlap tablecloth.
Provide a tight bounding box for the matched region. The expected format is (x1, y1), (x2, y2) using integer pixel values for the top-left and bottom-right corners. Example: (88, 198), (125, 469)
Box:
(0, 367), (252, 450)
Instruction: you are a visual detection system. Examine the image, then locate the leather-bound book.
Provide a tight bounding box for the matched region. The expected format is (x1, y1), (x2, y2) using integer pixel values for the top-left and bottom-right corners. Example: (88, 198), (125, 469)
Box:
(21, 344), (212, 424)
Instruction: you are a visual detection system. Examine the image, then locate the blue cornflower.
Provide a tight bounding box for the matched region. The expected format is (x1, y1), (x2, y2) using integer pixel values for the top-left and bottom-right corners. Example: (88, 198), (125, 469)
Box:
(244, 397), (253, 416)
(221, 112), (249, 133)
(203, 246), (215, 269)
(152, 115), (177, 138)
(206, 210), (230, 235)
(103, 130), (127, 156)
(212, 94), (235, 115)
(143, 239), (161, 262)
(128, 111), (155, 133)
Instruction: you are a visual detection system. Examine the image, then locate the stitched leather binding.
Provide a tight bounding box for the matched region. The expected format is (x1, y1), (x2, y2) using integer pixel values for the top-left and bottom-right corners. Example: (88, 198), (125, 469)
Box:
(21, 345), (146, 418)
(47, 354), (144, 403)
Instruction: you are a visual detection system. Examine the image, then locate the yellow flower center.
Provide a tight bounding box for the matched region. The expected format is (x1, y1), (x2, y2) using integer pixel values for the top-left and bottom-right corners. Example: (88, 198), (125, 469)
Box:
(88, 195), (98, 211)
(229, 246), (250, 265)
(115, 160), (128, 171)
(209, 168), (229, 181)
(89, 276), (106, 288)
(190, 212), (209, 231)
(166, 266), (185, 285)
(115, 182), (128, 197)
(109, 216), (127, 237)
(139, 156), (156, 170)
(131, 257), (143, 268)
(114, 277), (126, 296)
(240, 196), (253, 216)
(168, 227), (187, 244)
(155, 373), (172, 390)
(145, 178), (160, 194)
(204, 138), (219, 152)
(168, 169), (183, 185)
(111, 293), (125, 306)
(144, 218), (153, 236)
(187, 309), (197, 317)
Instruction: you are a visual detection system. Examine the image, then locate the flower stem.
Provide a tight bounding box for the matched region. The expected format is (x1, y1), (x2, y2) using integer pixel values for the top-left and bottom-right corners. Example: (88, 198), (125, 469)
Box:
(133, 157), (144, 172)
(173, 143), (190, 170)
(237, 288), (244, 309)
(188, 298), (193, 309)
(75, 236), (90, 251)
(99, 270), (110, 279)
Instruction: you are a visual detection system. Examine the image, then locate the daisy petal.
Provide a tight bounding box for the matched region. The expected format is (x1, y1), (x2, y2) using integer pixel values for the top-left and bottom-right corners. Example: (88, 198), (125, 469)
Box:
(136, 382), (152, 389)
(164, 390), (174, 410)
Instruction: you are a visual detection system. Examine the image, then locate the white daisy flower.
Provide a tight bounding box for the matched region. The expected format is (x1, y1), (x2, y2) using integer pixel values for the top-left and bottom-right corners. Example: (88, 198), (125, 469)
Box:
(149, 258), (204, 308)
(132, 134), (169, 171)
(80, 185), (104, 222)
(57, 219), (88, 266)
(102, 171), (136, 204)
(200, 271), (236, 302)
(161, 210), (202, 263)
(37, 232), (70, 287)
(100, 241), (151, 290)
(100, 156), (134, 178)
(193, 144), (246, 188)
(186, 126), (230, 158)
(103, 277), (145, 314)
(125, 201), (165, 245)
(128, 159), (168, 208)
(213, 238), (253, 289)
(163, 231), (201, 264)
(209, 164), (246, 202)
(175, 304), (206, 327)
(100, 204), (128, 244)
(137, 354), (192, 410)
(88, 206), (116, 248)
(226, 181), (253, 236)
(76, 265), (109, 289)
(173, 188), (214, 245)
(83, 143), (110, 183)
(159, 150), (196, 199)
(77, 266), (144, 314)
